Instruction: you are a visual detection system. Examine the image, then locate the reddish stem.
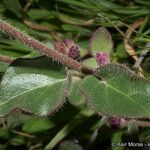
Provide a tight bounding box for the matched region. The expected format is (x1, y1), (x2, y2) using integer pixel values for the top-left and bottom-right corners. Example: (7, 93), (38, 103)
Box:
(0, 20), (93, 74)
(0, 55), (14, 63)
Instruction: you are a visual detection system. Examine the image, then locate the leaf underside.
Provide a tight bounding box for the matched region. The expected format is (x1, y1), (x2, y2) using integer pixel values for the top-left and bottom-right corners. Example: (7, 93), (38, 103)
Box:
(81, 63), (150, 118)
(0, 56), (68, 117)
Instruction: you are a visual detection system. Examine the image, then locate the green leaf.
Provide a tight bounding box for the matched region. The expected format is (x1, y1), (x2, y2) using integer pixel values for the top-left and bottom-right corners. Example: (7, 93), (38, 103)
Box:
(59, 0), (95, 9)
(82, 58), (98, 69)
(0, 62), (9, 72)
(89, 27), (113, 55)
(27, 9), (53, 20)
(6, 112), (33, 128)
(0, 39), (33, 58)
(68, 76), (84, 106)
(3, 0), (22, 18)
(22, 118), (55, 133)
(0, 56), (68, 117)
(62, 24), (91, 34)
(58, 141), (83, 150)
(135, 0), (150, 5)
(0, 39), (33, 53)
(81, 63), (150, 118)
(6, 19), (53, 40)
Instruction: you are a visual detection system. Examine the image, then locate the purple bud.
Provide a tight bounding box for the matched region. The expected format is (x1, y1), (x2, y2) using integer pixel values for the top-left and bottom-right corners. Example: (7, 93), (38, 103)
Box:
(68, 45), (80, 59)
(64, 39), (80, 59)
(109, 117), (125, 129)
(55, 41), (66, 54)
(63, 39), (74, 47)
(55, 39), (80, 59)
(95, 52), (109, 66)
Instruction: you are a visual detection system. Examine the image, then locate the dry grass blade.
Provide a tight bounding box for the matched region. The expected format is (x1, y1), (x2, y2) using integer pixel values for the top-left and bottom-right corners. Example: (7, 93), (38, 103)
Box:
(133, 42), (150, 70)
(124, 19), (145, 61)
(23, 20), (51, 31)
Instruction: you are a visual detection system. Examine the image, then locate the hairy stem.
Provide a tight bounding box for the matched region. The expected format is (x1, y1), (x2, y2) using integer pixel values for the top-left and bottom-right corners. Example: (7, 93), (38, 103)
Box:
(0, 20), (93, 74)
(0, 55), (14, 63)
(128, 119), (150, 127)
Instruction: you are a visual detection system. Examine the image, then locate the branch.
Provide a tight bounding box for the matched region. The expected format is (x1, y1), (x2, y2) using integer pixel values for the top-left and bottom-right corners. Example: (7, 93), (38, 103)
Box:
(0, 55), (14, 63)
(0, 20), (93, 74)
(128, 119), (150, 127)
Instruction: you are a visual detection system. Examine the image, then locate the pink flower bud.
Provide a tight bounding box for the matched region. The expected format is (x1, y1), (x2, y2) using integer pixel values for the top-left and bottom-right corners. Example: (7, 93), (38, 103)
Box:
(109, 117), (125, 129)
(63, 39), (74, 47)
(55, 39), (80, 59)
(68, 45), (80, 59)
(54, 41), (66, 54)
(95, 52), (109, 66)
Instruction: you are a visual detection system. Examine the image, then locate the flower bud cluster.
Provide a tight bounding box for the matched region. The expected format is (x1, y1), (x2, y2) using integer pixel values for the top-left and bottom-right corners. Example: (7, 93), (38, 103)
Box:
(55, 39), (80, 59)
(95, 52), (109, 66)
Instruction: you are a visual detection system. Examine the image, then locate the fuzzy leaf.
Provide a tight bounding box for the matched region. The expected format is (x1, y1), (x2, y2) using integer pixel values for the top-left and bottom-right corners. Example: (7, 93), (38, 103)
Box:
(0, 62), (9, 72)
(0, 56), (68, 117)
(82, 58), (98, 69)
(89, 27), (113, 55)
(81, 63), (150, 118)
(68, 77), (84, 106)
